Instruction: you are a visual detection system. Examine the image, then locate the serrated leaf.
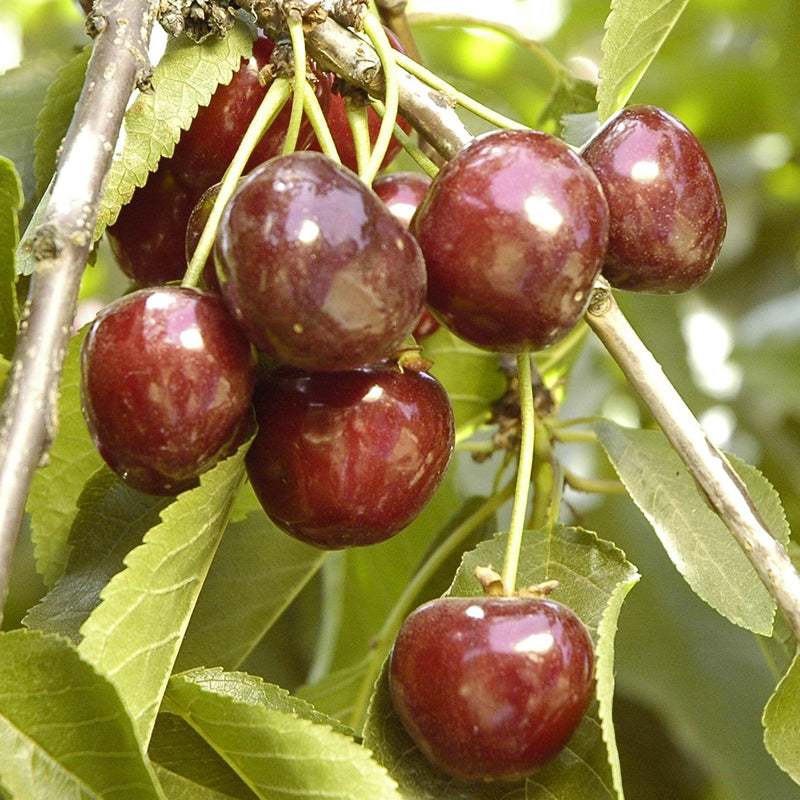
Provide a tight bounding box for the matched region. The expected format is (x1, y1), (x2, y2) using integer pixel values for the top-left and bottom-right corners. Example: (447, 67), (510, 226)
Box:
(0, 629), (165, 800)
(0, 155), (22, 357)
(154, 767), (251, 800)
(597, 0), (690, 121)
(596, 421), (789, 635)
(27, 326), (104, 587)
(164, 669), (402, 800)
(363, 525), (638, 800)
(96, 18), (255, 233)
(34, 45), (91, 197)
(24, 467), (171, 642)
(175, 507), (327, 672)
(76, 440), (249, 746)
(763, 650), (800, 786)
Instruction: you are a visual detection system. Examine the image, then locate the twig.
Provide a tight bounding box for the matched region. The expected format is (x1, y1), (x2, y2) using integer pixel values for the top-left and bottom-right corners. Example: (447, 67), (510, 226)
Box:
(0, 0), (157, 622)
(586, 278), (800, 642)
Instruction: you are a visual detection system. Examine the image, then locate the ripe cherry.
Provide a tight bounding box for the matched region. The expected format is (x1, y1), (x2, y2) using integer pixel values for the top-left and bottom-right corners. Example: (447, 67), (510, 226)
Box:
(389, 595), (595, 782)
(106, 158), (202, 286)
(215, 151), (426, 371)
(411, 129), (609, 353)
(170, 34), (330, 191)
(81, 287), (256, 495)
(245, 363), (454, 548)
(581, 105), (726, 293)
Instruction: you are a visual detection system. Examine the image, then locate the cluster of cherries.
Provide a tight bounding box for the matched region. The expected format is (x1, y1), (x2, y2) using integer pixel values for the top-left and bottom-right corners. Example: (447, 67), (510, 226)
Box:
(80, 27), (726, 786)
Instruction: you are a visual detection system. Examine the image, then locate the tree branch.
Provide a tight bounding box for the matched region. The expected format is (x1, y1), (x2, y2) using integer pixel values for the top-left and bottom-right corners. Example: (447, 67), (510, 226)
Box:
(586, 279), (800, 642)
(0, 0), (158, 621)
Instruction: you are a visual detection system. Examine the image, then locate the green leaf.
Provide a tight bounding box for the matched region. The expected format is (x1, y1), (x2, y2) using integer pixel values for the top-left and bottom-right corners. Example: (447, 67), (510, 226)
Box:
(76, 440), (249, 746)
(164, 669), (402, 800)
(597, 0), (690, 121)
(34, 45), (91, 197)
(363, 525), (638, 799)
(96, 18), (255, 233)
(595, 421), (789, 635)
(0, 628), (165, 800)
(0, 355), (9, 399)
(0, 155), (22, 357)
(27, 326), (104, 587)
(764, 650), (800, 786)
(24, 467), (172, 642)
(175, 507), (327, 672)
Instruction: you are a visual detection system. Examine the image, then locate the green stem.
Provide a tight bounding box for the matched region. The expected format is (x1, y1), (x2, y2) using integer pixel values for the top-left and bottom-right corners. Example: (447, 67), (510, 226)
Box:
(181, 78), (292, 289)
(346, 103), (372, 178)
(348, 478), (516, 731)
(500, 353), (535, 595)
(564, 470), (627, 495)
(362, 14), (400, 183)
(529, 413), (556, 530)
(282, 14), (307, 155)
(370, 99), (440, 178)
(393, 50), (526, 132)
(303, 83), (341, 164)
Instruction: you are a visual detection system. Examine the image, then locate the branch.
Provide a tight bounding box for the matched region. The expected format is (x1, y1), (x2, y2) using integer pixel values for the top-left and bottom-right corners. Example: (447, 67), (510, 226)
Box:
(0, 0), (158, 621)
(586, 279), (800, 642)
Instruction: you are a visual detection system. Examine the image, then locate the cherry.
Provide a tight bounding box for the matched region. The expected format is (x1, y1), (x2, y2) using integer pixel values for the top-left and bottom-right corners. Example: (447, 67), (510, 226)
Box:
(185, 181), (230, 294)
(81, 287), (256, 495)
(215, 151), (426, 371)
(245, 363), (454, 548)
(106, 158), (202, 286)
(410, 129), (609, 353)
(389, 595), (595, 782)
(581, 105), (727, 293)
(170, 34), (330, 191)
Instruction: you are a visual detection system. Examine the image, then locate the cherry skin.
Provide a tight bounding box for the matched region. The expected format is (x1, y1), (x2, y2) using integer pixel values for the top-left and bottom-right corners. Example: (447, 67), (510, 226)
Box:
(245, 363), (454, 548)
(411, 129), (609, 353)
(215, 151), (427, 371)
(389, 595), (595, 782)
(81, 287), (256, 495)
(106, 158), (202, 286)
(170, 35), (330, 191)
(581, 105), (727, 293)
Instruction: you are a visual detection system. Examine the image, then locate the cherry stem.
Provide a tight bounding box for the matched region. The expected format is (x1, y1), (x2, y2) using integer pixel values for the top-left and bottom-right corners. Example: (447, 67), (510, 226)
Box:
(529, 413), (557, 530)
(362, 14), (399, 183)
(346, 103), (373, 179)
(347, 477), (516, 731)
(392, 50), (526, 132)
(564, 470), (627, 495)
(501, 353), (535, 595)
(181, 78), (292, 289)
(303, 83), (341, 163)
(282, 13), (307, 156)
(369, 98), (439, 177)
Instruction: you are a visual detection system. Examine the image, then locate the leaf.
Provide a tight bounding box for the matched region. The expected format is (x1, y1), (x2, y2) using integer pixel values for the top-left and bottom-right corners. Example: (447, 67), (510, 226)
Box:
(96, 17), (255, 233)
(27, 326), (104, 587)
(0, 155), (22, 357)
(164, 668), (402, 800)
(76, 440), (249, 746)
(33, 45), (91, 197)
(0, 629), (164, 800)
(596, 421), (790, 635)
(363, 525), (638, 800)
(174, 507), (327, 672)
(24, 467), (172, 642)
(296, 658), (372, 725)
(763, 650), (800, 786)
(597, 0), (690, 121)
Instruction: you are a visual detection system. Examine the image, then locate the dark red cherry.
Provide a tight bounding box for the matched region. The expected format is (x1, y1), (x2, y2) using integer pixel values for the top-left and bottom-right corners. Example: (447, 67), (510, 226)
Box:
(170, 35), (330, 190)
(81, 287), (256, 495)
(106, 158), (202, 286)
(581, 105), (726, 293)
(245, 363), (454, 548)
(389, 595), (595, 782)
(185, 181), (229, 294)
(215, 151), (426, 371)
(411, 129), (609, 353)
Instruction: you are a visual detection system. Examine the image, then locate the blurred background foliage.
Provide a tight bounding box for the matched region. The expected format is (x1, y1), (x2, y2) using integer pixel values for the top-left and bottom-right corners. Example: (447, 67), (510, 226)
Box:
(2, 0), (800, 798)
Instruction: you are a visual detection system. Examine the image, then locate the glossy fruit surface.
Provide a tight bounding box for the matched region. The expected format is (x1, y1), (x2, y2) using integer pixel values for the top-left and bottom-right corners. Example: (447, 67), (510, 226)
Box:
(106, 158), (202, 286)
(581, 105), (726, 293)
(245, 363), (454, 548)
(170, 35), (329, 190)
(215, 151), (426, 371)
(81, 287), (256, 495)
(185, 181), (226, 293)
(411, 129), (609, 353)
(389, 595), (595, 782)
